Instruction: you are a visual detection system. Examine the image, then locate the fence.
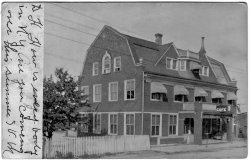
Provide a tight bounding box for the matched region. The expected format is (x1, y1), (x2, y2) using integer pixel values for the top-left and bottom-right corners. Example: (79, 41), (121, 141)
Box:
(43, 135), (150, 158)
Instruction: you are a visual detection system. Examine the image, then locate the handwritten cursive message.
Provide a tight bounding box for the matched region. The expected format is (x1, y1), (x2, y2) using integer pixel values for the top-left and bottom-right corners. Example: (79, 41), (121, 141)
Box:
(2, 3), (44, 159)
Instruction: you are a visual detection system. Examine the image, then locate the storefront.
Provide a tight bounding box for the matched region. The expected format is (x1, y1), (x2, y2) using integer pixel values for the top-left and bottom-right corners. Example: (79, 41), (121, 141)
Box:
(202, 105), (233, 141)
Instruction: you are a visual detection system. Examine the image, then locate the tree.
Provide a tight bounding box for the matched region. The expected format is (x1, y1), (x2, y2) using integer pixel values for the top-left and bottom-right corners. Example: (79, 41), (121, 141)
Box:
(43, 68), (90, 139)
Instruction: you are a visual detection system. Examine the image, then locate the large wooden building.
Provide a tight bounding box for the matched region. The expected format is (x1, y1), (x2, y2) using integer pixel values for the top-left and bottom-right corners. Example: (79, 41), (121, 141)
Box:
(79, 25), (238, 145)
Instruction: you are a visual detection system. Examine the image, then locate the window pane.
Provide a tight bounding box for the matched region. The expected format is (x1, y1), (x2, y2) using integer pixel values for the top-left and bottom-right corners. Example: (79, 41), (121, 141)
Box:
(152, 115), (156, 125)
(166, 58), (171, 68)
(173, 59), (177, 69)
(156, 115), (160, 125)
(173, 126), (176, 134)
(152, 126), (155, 135)
(156, 126), (159, 135)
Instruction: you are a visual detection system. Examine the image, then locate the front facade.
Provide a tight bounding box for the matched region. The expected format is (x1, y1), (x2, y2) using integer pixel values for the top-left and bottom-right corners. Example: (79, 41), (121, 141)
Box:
(79, 25), (238, 145)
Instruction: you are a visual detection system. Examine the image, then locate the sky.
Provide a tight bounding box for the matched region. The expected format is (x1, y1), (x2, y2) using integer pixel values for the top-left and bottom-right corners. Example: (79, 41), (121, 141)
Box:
(45, 2), (247, 112)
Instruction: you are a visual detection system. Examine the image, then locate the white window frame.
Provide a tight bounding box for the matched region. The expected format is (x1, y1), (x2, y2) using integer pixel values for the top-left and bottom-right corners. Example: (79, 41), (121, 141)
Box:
(81, 86), (89, 95)
(151, 114), (162, 137)
(93, 113), (101, 134)
(124, 79), (136, 100)
(168, 113), (178, 136)
(109, 81), (118, 101)
(179, 59), (186, 71)
(124, 113), (135, 135)
(102, 51), (111, 74)
(108, 113), (118, 135)
(92, 62), (99, 76)
(114, 56), (121, 72)
(166, 57), (178, 70)
(199, 66), (209, 76)
(93, 84), (102, 102)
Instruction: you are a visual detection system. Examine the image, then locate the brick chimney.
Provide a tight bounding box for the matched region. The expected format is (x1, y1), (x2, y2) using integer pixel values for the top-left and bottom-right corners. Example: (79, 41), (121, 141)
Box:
(155, 33), (163, 45)
(199, 37), (206, 54)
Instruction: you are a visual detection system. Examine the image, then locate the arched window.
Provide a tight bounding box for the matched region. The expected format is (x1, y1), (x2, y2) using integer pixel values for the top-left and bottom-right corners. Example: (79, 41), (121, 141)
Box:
(102, 51), (111, 74)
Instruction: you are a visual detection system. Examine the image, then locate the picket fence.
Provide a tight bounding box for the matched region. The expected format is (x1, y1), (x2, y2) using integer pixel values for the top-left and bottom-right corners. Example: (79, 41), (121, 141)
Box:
(44, 135), (150, 158)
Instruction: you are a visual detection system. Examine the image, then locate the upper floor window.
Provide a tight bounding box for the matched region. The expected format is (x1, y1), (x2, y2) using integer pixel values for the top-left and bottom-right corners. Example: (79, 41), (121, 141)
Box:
(114, 56), (121, 72)
(109, 82), (118, 101)
(166, 57), (178, 70)
(179, 60), (186, 71)
(175, 95), (188, 102)
(92, 62), (99, 76)
(93, 84), (102, 102)
(195, 96), (206, 102)
(212, 98), (222, 104)
(102, 52), (111, 74)
(152, 93), (168, 102)
(124, 79), (135, 100)
(200, 66), (209, 76)
(228, 100), (236, 106)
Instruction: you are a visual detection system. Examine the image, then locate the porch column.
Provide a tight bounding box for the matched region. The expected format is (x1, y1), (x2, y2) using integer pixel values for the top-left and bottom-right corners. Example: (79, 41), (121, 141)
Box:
(194, 102), (202, 145)
(227, 118), (233, 141)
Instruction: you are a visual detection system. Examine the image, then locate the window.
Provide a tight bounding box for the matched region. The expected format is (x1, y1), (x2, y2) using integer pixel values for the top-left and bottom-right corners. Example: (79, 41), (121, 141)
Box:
(166, 58), (172, 69)
(173, 59), (178, 70)
(228, 100), (236, 106)
(109, 82), (118, 101)
(195, 96), (206, 102)
(175, 95), (188, 102)
(203, 66), (208, 76)
(109, 114), (118, 135)
(125, 114), (135, 135)
(200, 66), (209, 76)
(179, 60), (186, 71)
(114, 56), (121, 72)
(166, 57), (178, 70)
(124, 79), (135, 100)
(151, 114), (161, 136)
(102, 52), (111, 74)
(169, 114), (177, 135)
(78, 113), (89, 133)
(93, 84), (102, 102)
(92, 62), (99, 76)
(151, 93), (168, 102)
(212, 98), (222, 104)
(81, 86), (89, 96)
(93, 114), (101, 133)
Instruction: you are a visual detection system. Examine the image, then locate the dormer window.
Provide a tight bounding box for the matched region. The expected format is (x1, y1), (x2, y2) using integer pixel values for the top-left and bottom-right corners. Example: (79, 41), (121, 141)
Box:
(200, 66), (209, 76)
(114, 56), (121, 72)
(102, 52), (111, 74)
(166, 57), (178, 70)
(179, 59), (186, 71)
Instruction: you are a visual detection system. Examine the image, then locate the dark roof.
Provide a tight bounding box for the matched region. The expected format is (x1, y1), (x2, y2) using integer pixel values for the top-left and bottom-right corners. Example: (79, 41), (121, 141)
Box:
(105, 25), (234, 87)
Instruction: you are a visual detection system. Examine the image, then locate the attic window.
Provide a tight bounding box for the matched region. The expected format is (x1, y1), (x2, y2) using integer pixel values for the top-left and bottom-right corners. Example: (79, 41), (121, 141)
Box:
(200, 66), (209, 76)
(166, 57), (178, 70)
(102, 51), (111, 74)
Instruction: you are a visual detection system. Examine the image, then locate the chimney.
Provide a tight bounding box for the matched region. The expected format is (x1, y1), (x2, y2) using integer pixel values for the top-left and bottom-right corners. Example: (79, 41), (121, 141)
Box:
(155, 33), (163, 45)
(199, 37), (206, 54)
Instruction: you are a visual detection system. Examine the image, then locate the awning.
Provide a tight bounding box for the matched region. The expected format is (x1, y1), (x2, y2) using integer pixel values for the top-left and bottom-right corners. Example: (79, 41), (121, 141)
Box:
(174, 85), (189, 95)
(227, 92), (238, 100)
(211, 90), (224, 99)
(194, 87), (208, 97)
(151, 82), (167, 93)
(190, 61), (202, 70)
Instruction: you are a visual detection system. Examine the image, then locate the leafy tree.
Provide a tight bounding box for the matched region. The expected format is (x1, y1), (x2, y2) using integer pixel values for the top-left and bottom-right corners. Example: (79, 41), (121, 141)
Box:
(43, 68), (90, 139)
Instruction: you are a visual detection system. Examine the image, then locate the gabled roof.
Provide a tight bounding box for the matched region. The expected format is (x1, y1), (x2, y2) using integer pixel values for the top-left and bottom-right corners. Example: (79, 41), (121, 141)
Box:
(96, 25), (235, 87)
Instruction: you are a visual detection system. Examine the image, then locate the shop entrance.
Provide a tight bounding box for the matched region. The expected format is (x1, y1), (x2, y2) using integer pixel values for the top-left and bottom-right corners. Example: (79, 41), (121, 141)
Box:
(202, 117), (227, 140)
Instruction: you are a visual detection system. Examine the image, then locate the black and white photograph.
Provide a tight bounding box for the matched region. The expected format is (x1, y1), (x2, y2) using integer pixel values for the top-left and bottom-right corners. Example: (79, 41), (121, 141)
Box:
(1, 2), (248, 159)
